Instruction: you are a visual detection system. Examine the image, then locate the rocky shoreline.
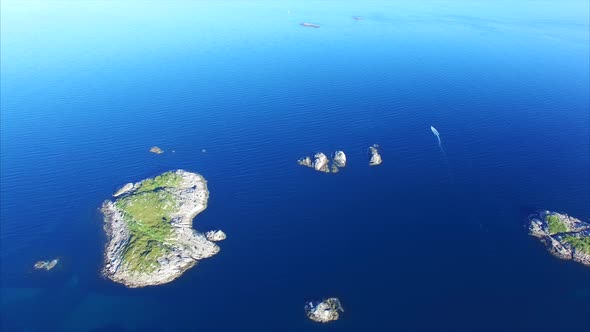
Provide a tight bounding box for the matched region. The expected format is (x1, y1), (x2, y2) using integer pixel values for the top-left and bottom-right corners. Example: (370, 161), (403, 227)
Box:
(101, 170), (224, 288)
(528, 210), (590, 266)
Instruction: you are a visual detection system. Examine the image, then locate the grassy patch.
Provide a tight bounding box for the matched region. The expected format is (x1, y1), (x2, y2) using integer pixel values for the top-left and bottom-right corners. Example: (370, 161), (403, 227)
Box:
(115, 190), (178, 272)
(135, 171), (183, 194)
(564, 236), (590, 255)
(546, 214), (568, 234)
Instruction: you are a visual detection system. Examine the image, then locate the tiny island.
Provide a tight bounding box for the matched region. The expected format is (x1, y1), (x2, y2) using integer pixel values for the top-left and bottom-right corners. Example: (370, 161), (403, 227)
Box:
(369, 144), (382, 166)
(305, 298), (344, 323)
(101, 170), (225, 288)
(528, 211), (590, 266)
(149, 146), (164, 154)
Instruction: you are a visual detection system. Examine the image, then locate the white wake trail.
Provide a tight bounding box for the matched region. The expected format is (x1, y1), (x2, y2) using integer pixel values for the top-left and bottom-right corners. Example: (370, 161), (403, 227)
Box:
(431, 126), (444, 152)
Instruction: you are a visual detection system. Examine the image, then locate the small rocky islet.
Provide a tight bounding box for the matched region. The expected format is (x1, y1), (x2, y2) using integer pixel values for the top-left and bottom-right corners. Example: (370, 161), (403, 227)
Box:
(149, 146), (164, 154)
(528, 211), (590, 266)
(368, 144), (382, 166)
(305, 297), (344, 323)
(101, 170), (225, 288)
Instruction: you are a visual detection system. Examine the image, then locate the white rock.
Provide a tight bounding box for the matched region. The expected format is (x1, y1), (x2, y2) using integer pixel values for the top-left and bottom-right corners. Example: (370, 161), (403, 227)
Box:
(113, 183), (134, 197)
(297, 156), (313, 168)
(305, 298), (344, 323)
(206, 230), (227, 242)
(333, 151), (346, 168)
(369, 144), (382, 166)
(313, 153), (330, 173)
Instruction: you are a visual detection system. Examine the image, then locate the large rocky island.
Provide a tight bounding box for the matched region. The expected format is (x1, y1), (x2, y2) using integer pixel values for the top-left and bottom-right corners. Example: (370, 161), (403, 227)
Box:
(101, 170), (225, 288)
(528, 211), (590, 266)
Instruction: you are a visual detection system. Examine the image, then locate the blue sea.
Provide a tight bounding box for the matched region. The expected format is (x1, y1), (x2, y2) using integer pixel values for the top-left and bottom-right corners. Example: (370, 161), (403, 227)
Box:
(1, 1), (589, 331)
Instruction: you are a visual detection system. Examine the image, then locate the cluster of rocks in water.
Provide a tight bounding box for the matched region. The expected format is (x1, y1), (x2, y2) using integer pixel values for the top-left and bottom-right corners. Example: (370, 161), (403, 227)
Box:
(298, 145), (382, 173)
(102, 170), (225, 288)
(305, 297), (344, 323)
(528, 210), (590, 266)
(99, 142), (587, 326)
(298, 151), (347, 173)
(34, 258), (59, 271)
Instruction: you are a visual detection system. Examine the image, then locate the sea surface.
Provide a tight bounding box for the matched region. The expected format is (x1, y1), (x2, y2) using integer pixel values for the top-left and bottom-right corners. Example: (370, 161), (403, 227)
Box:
(1, 1), (589, 331)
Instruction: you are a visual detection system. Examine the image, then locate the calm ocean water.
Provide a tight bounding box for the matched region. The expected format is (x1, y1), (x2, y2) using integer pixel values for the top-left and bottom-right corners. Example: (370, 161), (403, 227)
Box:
(1, 1), (589, 331)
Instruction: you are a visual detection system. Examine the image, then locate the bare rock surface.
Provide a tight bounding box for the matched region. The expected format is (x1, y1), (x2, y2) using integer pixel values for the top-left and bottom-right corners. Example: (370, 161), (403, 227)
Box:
(206, 230), (227, 242)
(298, 156), (313, 168)
(313, 153), (330, 173)
(149, 146), (164, 154)
(333, 151), (346, 168)
(298, 151), (347, 173)
(369, 144), (382, 166)
(113, 183), (134, 197)
(305, 298), (344, 323)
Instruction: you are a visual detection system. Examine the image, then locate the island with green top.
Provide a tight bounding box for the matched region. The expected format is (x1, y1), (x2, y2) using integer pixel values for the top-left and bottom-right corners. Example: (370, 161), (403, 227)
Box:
(528, 210), (590, 266)
(101, 170), (226, 288)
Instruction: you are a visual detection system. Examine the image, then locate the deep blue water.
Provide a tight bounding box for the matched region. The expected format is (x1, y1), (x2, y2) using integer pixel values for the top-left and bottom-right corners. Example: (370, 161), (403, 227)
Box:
(1, 1), (589, 331)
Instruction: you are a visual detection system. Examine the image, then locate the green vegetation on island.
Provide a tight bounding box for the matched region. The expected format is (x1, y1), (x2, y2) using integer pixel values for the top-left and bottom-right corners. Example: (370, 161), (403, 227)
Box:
(529, 211), (590, 267)
(115, 190), (177, 272)
(134, 171), (183, 194)
(112, 171), (188, 272)
(546, 214), (568, 234)
(563, 236), (590, 255)
(102, 170), (223, 288)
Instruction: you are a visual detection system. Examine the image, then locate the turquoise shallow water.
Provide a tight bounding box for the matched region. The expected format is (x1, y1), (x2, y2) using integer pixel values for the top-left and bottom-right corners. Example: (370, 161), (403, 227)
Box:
(1, 1), (589, 331)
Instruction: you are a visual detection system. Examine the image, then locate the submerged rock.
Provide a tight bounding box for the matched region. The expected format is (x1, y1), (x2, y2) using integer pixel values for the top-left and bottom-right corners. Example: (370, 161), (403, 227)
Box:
(301, 22), (321, 28)
(305, 298), (344, 323)
(313, 153), (330, 173)
(333, 151), (346, 168)
(206, 230), (227, 242)
(528, 211), (590, 266)
(149, 146), (164, 154)
(331, 164), (340, 173)
(34, 259), (59, 271)
(102, 170), (222, 288)
(369, 144), (382, 166)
